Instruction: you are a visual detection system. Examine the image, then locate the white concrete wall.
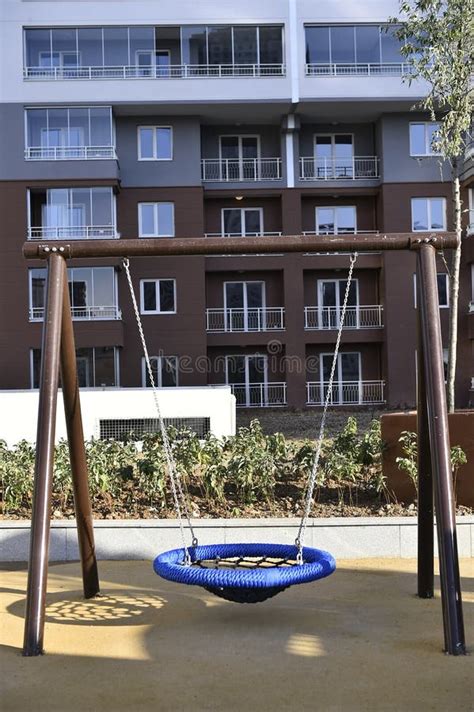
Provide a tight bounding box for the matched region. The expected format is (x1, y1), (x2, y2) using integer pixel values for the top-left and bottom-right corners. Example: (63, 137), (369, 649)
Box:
(0, 387), (236, 445)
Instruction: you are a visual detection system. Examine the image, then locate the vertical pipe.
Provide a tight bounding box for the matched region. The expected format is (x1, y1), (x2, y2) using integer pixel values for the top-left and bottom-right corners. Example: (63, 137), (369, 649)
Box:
(23, 254), (65, 656)
(60, 277), (100, 599)
(417, 244), (465, 655)
(416, 261), (434, 598)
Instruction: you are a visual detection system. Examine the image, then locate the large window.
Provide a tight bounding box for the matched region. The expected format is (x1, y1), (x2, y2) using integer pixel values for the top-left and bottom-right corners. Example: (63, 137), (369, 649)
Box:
(411, 197), (446, 231)
(138, 203), (174, 237)
(142, 356), (178, 387)
(29, 267), (118, 320)
(221, 208), (263, 236)
(409, 122), (441, 156)
(28, 187), (115, 239)
(31, 347), (118, 388)
(25, 107), (114, 159)
(316, 206), (356, 235)
(140, 279), (176, 314)
(305, 25), (403, 66)
(24, 25), (283, 77)
(138, 126), (172, 160)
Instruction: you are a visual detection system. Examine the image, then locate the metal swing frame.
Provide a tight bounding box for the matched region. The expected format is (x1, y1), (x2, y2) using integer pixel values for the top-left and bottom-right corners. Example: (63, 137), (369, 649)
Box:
(21, 232), (466, 656)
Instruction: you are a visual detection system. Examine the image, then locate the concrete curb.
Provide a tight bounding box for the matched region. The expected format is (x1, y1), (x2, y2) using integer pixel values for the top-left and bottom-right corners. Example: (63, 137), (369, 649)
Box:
(1, 516), (473, 562)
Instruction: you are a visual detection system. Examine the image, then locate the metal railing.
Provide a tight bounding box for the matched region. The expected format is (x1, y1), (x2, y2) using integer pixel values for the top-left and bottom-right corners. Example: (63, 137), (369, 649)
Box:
(206, 307), (285, 332)
(300, 156), (379, 180)
(24, 64), (285, 80)
(30, 305), (122, 321)
(226, 382), (287, 407)
(306, 380), (385, 405)
(305, 62), (414, 77)
(27, 225), (118, 240)
(202, 158), (282, 181)
(302, 229), (379, 236)
(304, 305), (383, 330)
(204, 231), (282, 238)
(25, 146), (117, 161)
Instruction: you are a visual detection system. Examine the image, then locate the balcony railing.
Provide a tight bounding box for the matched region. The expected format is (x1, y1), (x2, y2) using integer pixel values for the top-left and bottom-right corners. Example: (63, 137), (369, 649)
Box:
(302, 230), (379, 236)
(206, 307), (285, 332)
(204, 231), (282, 238)
(25, 146), (117, 161)
(305, 62), (414, 77)
(300, 156), (379, 181)
(30, 305), (122, 321)
(202, 158), (282, 182)
(24, 64), (285, 81)
(304, 306), (383, 330)
(226, 382), (287, 407)
(27, 225), (118, 240)
(306, 380), (385, 405)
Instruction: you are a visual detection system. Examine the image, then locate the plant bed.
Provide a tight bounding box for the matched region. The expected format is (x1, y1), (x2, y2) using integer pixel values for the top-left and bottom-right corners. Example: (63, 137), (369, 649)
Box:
(2, 418), (472, 522)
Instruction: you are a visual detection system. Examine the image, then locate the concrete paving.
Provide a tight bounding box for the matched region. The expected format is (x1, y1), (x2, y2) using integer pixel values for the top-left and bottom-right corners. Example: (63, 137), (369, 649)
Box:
(1, 559), (473, 712)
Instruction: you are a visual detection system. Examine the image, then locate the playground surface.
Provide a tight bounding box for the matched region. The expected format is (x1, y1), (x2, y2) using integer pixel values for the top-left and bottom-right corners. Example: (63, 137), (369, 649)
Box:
(1, 558), (473, 712)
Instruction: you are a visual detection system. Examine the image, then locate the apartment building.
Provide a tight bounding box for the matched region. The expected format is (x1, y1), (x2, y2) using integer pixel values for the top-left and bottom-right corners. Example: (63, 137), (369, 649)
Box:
(0, 0), (472, 411)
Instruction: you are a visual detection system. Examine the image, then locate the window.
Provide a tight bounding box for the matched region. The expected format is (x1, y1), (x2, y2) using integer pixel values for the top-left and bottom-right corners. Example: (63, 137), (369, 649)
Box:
(411, 197), (446, 231)
(219, 135), (260, 180)
(138, 202), (174, 237)
(221, 208), (263, 236)
(409, 122), (441, 156)
(31, 346), (118, 388)
(316, 206), (356, 235)
(138, 126), (173, 160)
(29, 266), (118, 320)
(25, 107), (114, 159)
(140, 279), (176, 314)
(142, 356), (178, 387)
(413, 272), (449, 308)
(28, 187), (115, 239)
(314, 135), (354, 178)
(305, 25), (403, 65)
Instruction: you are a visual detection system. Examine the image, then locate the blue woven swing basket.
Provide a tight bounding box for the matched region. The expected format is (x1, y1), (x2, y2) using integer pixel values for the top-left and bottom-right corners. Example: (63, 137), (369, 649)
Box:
(154, 542), (336, 603)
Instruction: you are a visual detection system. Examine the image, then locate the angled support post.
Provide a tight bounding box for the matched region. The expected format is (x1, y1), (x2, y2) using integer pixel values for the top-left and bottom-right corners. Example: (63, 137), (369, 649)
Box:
(60, 276), (99, 599)
(23, 253), (66, 656)
(416, 276), (434, 598)
(417, 244), (465, 654)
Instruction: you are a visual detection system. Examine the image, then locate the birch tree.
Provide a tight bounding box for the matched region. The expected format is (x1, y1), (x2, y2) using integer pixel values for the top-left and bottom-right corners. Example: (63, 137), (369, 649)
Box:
(391, 0), (473, 411)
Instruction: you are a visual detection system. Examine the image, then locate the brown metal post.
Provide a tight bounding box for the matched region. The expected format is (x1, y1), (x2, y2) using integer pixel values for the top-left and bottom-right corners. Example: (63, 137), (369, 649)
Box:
(417, 244), (465, 654)
(60, 278), (100, 599)
(23, 254), (65, 656)
(416, 268), (434, 598)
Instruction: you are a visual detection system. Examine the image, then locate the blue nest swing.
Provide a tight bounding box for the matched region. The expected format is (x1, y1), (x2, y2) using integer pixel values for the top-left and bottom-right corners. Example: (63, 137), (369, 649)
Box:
(154, 542), (336, 603)
(123, 254), (359, 604)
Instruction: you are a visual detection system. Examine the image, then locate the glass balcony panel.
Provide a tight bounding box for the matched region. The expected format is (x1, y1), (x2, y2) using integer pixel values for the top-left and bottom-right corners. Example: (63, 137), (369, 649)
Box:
(355, 26), (381, 63)
(305, 26), (330, 64)
(259, 26), (283, 64)
(77, 27), (103, 66)
(155, 26), (181, 66)
(181, 26), (207, 65)
(51, 28), (78, 71)
(381, 26), (404, 62)
(27, 109), (48, 148)
(89, 107), (113, 146)
(331, 27), (355, 63)
(103, 27), (129, 67)
(25, 29), (51, 67)
(233, 26), (258, 65)
(90, 187), (113, 229)
(129, 26), (155, 66)
(208, 26), (232, 65)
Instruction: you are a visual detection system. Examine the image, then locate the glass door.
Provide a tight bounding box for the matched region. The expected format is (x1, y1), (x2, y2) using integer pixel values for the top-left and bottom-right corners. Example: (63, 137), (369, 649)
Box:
(226, 354), (267, 406)
(318, 280), (358, 328)
(224, 282), (265, 331)
(314, 135), (353, 179)
(321, 352), (361, 404)
(220, 136), (259, 180)
(222, 208), (262, 236)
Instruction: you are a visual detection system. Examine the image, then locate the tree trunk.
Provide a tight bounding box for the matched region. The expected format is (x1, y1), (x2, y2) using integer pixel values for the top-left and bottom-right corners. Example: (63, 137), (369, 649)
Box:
(447, 159), (462, 413)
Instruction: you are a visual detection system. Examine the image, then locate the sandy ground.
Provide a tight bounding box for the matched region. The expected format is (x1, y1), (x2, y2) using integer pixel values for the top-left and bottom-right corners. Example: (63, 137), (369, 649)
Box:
(1, 558), (473, 712)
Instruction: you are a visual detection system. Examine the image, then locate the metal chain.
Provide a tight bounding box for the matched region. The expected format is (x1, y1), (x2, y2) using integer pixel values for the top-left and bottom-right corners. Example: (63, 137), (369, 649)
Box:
(122, 258), (197, 564)
(295, 253), (358, 563)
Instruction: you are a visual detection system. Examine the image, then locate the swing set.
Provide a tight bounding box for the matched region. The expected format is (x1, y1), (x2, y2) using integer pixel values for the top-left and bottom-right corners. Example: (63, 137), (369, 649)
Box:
(21, 231), (466, 656)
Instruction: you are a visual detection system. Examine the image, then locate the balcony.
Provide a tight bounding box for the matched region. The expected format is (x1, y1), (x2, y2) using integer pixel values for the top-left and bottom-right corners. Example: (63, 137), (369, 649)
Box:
(25, 146), (117, 161)
(226, 382), (287, 408)
(204, 231), (282, 238)
(305, 62), (413, 77)
(304, 306), (383, 330)
(306, 380), (385, 406)
(27, 225), (117, 240)
(30, 305), (121, 321)
(300, 157), (379, 181)
(202, 158), (282, 182)
(206, 308), (284, 332)
(24, 64), (285, 81)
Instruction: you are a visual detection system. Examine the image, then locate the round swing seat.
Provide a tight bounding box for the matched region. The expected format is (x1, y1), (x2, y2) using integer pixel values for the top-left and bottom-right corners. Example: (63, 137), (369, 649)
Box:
(153, 543), (336, 603)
